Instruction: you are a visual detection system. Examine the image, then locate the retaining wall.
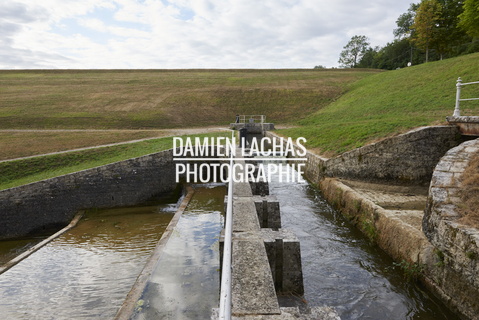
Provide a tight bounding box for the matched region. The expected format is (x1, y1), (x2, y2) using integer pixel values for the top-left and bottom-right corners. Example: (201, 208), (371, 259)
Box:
(422, 139), (479, 319)
(267, 126), (463, 186)
(0, 149), (178, 240)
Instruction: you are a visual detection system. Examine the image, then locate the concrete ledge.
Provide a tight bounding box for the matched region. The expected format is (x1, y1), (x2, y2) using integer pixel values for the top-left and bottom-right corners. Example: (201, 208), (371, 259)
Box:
(233, 197), (261, 232)
(318, 178), (432, 263)
(115, 186), (195, 320)
(318, 176), (479, 319)
(213, 306), (340, 320)
(232, 239), (281, 316)
(230, 123), (275, 132)
(447, 116), (479, 136)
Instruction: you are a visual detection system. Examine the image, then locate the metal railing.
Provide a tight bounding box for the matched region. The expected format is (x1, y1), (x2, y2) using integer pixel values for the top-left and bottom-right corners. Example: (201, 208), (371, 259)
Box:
(236, 115), (266, 124)
(453, 77), (479, 117)
(219, 131), (235, 320)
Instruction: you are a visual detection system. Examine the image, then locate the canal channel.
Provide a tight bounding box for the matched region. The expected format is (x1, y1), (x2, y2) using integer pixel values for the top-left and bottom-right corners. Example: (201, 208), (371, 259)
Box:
(0, 164), (461, 319)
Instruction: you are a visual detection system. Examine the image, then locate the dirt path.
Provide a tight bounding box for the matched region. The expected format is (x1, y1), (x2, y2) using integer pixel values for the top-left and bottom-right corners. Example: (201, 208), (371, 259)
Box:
(0, 127), (230, 163)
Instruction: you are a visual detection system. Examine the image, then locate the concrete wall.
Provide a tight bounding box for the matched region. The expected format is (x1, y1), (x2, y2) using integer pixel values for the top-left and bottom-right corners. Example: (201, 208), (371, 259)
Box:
(0, 149), (178, 240)
(267, 126), (462, 186)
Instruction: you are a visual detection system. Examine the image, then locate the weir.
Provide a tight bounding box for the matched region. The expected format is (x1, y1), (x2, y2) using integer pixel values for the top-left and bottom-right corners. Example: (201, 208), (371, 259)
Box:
(215, 130), (339, 318)
(0, 117), (470, 319)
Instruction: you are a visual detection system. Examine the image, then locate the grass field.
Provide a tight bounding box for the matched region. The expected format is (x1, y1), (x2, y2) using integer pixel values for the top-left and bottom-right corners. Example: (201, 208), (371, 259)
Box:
(279, 53), (479, 155)
(0, 69), (378, 130)
(0, 128), (225, 161)
(2, 55), (479, 189)
(0, 132), (230, 190)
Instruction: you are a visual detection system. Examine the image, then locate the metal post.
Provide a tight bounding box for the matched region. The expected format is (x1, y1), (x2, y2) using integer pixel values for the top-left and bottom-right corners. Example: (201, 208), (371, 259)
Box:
(219, 131), (234, 320)
(454, 77), (462, 117)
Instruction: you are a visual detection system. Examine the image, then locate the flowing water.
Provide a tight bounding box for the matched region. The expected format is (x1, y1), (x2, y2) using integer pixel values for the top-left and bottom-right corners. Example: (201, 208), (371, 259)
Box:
(0, 200), (176, 319)
(268, 164), (460, 320)
(132, 184), (226, 320)
(0, 165), (462, 319)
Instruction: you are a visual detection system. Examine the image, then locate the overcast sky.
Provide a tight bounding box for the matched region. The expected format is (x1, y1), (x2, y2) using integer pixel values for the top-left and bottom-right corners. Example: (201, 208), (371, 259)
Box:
(1, 0), (413, 69)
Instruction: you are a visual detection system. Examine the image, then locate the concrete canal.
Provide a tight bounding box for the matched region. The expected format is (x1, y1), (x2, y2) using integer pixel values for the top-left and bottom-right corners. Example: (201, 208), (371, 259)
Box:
(0, 164), (462, 319)
(130, 184), (226, 320)
(0, 196), (177, 319)
(268, 163), (459, 320)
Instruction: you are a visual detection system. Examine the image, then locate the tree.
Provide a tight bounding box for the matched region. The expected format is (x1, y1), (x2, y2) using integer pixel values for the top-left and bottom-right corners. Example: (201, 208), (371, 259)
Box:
(394, 3), (420, 39)
(338, 35), (370, 68)
(434, 0), (468, 59)
(459, 0), (479, 38)
(411, 0), (443, 62)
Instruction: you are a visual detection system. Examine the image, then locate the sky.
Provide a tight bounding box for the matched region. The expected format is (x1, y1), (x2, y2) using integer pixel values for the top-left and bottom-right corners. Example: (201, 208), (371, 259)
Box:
(0, 0), (413, 69)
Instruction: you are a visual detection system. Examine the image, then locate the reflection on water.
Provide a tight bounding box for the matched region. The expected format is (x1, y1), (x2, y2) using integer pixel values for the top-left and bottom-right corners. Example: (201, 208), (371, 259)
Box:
(0, 237), (46, 266)
(132, 184), (226, 320)
(0, 203), (174, 319)
(268, 164), (460, 320)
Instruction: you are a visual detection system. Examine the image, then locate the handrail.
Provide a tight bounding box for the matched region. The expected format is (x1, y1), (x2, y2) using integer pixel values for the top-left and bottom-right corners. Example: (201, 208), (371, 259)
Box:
(236, 115), (265, 124)
(453, 77), (479, 117)
(219, 130), (235, 320)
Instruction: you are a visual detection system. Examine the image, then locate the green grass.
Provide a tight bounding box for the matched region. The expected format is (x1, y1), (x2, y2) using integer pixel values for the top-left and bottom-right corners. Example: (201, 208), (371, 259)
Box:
(0, 132), (229, 190)
(279, 53), (479, 155)
(0, 69), (379, 129)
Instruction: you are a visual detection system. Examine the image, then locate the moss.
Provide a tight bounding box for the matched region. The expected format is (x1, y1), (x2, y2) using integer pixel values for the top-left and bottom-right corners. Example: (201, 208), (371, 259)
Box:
(354, 199), (362, 213)
(434, 248), (445, 268)
(466, 251), (478, 260)
(393, 260), (424, 282)
(357, 153), (363, 163)
(361, 218), (378, 243)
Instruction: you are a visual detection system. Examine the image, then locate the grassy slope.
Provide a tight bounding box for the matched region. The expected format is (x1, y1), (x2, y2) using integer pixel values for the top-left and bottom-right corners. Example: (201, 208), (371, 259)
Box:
(0, 69), (379, 130)
(0, 132), (229, 190)
(280, 53), (479, 155)
(0, 131), (174, 160)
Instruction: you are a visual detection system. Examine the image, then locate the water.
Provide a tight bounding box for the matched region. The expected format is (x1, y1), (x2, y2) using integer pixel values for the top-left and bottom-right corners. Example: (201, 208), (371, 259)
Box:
(268, 164), (460, 320)
(0, 237), (46, 266)
(132, 184), (226, 320)
(0, 167), (462, 319)
(0, 202), (175, 319)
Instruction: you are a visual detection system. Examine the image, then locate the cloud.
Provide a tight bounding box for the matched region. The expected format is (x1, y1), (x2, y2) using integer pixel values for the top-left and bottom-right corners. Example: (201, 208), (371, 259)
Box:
(1, 0), (413, 69)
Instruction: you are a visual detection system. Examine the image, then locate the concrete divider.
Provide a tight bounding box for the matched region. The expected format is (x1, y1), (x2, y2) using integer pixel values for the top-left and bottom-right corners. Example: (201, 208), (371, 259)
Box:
(219, 157), (337, 319)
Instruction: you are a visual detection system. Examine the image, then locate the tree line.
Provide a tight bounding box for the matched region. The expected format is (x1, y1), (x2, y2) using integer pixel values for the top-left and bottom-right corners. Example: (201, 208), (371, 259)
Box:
(337, 0), (479, 70)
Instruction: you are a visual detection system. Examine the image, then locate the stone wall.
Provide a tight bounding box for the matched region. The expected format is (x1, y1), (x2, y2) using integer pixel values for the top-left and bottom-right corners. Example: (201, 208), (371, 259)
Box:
(323, 126), (462, 185)
(423, 139), (479, 319)
(267, 126), (462, 185)
(0, 149), (178, 240)
(266, 127), (478, 318)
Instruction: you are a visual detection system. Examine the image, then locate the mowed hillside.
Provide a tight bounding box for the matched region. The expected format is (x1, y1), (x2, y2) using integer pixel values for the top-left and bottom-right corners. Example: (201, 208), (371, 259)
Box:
(280, 52), (479, 156)
(0, 69), (379, 129)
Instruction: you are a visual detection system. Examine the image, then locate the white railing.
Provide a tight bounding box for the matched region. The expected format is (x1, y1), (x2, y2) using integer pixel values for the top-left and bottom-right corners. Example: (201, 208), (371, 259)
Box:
(219, 131), (235, 320)
(236, 115), (266, 124)
(453, 77), (479, 117)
